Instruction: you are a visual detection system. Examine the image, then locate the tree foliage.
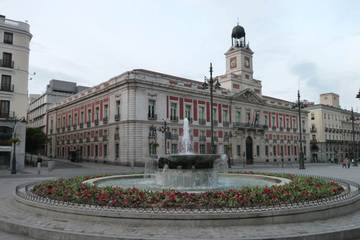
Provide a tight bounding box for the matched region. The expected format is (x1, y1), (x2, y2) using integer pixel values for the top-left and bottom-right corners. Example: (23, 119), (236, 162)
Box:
(26, 128), (47, 154)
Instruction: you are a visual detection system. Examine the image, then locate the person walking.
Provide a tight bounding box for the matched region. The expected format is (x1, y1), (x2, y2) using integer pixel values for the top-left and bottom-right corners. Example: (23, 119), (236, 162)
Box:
(341, 157), (346, 168)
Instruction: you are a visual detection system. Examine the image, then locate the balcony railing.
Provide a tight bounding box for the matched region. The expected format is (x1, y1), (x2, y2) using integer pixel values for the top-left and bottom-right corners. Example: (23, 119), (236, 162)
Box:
(170, 116), (178, 122)
(198, 119), (206, 125)
(233, 122), (267, 130)
(103, 117), (108, 124)
(73, 124), (77, 130)
(103, 135), (108, 141)
(87, 122), (91, 128)
(0, 84), (14, 92)
(114, 114), (120, 121)
(223, 121), (230, 127)
(310, 127), (317, 133)
(95, 119), (99, 126)
(0, 59), (14, 68)
(213, 120), (218, 126)
(80, 123), (84, 129)
(0, 111), (15, 119)
(148, 114), (157, 120)
(148, 134), (157, 139)
(114, 133), (120, 140)
(199, 136), (206, 142)
(171, 134), (179, 140)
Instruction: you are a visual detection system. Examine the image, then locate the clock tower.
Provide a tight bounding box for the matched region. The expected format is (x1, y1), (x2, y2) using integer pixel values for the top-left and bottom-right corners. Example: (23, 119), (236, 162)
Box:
(219, 24), (261, 94)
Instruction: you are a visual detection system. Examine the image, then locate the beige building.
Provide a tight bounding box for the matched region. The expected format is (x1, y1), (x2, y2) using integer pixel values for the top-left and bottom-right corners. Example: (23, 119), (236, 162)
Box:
(0, 15), (32, 169)
(306, 93), (360, 162)
(46, 24), (310, 166)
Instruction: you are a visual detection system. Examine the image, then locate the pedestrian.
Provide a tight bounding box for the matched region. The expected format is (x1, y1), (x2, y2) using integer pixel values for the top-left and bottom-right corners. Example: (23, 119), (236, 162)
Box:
(341, 157), (346, 168)
(348, 158), (352, 169)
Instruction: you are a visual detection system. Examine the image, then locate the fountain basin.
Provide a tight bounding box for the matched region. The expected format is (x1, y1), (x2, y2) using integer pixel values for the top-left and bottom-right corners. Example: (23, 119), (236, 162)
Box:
(84, 173), (291, 192)
(158, 154), (221, 169)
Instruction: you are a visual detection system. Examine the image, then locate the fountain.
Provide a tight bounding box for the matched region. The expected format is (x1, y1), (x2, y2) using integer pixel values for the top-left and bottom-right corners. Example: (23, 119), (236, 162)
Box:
(88, 118), (285, 191)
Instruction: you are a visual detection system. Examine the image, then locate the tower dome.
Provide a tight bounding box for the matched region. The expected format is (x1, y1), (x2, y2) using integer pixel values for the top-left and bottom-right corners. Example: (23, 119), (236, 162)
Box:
(231, 24), (245, 39)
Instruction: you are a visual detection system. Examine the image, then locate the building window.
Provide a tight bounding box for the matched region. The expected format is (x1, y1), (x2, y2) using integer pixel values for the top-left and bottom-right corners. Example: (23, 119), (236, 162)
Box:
(288, 146), (291, 156)
(149, 143), (157, 156)
(273, 146), (277, 156)
(223, 110), (228, 122)
(200, 144), (206, 154)
(95, 107), (99, 121)
(116, 100), (120, 116)
(81, 112), (84, 123)
(170, 102), (178, 120)
(115, 143), (119, 158)
(236, 111), (241, 123)
(171, 144), (177, 154)
(265, 145), (269, 156)
(69, 115), (72, 127)
(279, 116), (283, 128)
(311, 113), (315, 120)
(3, 32), (13, 44)
(148, 99), (156, 119)
(256, 145), (260, 156)
(95, 145), (98, 157)
(104, 144), (108, 157)
(237, 145), (241, 156)
(87, 145), (90, 157)
(87, 110), (91, 122)
(199, 106), (205, 121)
(244, 56), (250, 68)
(104, 105), (108, 120)
(74, 113), (78, 126)
(185, 105), (191, 120)
(212, 108), (217, 121)
(272, 115), (276, 127)
(1, 52), (12, 68)
(264, 115), (268, 126)
(1, 75), (11, 91)
(0, 100), (10, 117)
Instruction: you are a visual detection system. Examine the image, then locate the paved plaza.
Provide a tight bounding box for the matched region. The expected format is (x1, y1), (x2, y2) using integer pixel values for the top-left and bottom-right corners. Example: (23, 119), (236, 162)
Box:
(1, 161), (360, 239)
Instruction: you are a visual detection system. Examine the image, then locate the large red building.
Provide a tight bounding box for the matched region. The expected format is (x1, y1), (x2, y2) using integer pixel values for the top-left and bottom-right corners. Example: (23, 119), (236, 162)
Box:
(46, 25), (310, 166)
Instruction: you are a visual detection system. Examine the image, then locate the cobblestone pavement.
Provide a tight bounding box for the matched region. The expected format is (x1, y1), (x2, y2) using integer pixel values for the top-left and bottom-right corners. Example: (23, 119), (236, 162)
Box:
(1, 161), (360, 240)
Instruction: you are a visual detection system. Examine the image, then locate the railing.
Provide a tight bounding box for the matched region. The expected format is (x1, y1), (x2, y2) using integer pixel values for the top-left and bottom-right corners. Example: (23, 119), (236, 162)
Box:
(148, 134), (156, 139)
(0, 84), (14, 92)
(0, 59), (14, 68)
(233, 122), (267, 130)
(171, 134), (179, 140)
(148, 114), (157, 120)
(310, 127), (317, 133)
(80, 123), (84, 129)
(87, 122), (91, 128)
(213, 120), (218, 126)
(198, 119), (206, 125)
(73, 125), (77, 130)
(103, 117), (108, 124)
(0, 111), (15, 119)
(223, 121), (230, 127)
(114, 134), (120, 140)
(199, 136), (206, 142)
(95, 119), (99, 126)
(103, 135), (108, 141)
(170, 116), (178, 122)
(114, 114), (120, 121)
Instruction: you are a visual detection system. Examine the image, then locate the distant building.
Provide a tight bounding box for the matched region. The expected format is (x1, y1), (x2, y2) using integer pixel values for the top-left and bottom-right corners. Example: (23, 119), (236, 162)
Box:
(27, 79), (88, 133)
(305, 93), (360, 162)
(46, 24), (310, 166)
(0, 15), (32, 170)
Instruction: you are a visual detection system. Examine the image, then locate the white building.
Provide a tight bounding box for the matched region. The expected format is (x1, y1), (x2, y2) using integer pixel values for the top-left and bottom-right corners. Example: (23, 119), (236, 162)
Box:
(0, 15), (32, 170)
(46, 24), (310, 166)
(27, 79), (88, 133)
(306, 93), (360, 162)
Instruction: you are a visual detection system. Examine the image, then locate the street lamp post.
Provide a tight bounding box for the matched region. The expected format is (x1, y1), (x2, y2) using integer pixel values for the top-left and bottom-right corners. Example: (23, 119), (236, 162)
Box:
(292, 90), (305, 169)
(158, 119), (170, 155)
(202, 63), (221, 154)
(11, 118), (19, 174)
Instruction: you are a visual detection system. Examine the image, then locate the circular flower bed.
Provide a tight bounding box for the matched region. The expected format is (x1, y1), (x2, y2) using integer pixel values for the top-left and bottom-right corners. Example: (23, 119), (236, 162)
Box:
(32, 173), (344, 209)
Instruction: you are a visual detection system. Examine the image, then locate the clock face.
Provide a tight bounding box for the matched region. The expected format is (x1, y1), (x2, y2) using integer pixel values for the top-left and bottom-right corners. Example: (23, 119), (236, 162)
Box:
(230, 57), (237, 69)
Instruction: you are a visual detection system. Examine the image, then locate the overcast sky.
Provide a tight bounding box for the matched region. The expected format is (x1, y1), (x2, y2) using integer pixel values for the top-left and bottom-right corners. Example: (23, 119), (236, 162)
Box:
(3, 0), (360, 109)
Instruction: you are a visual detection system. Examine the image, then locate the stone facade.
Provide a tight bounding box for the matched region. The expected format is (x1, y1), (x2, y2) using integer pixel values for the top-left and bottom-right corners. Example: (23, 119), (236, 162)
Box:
(0, 15), (31, 169)
(27, 79), (88, 133)
(306, 94), (360, 162)
(46, 25), (310, 166)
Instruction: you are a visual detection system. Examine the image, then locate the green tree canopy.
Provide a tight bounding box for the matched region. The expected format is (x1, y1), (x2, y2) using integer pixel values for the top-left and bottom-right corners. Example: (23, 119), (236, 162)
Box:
(26, 128), (47, 154)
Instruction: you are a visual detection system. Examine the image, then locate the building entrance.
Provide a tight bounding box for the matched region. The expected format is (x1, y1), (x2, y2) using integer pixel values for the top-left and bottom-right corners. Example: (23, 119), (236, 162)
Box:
(246, 136), (253, 164)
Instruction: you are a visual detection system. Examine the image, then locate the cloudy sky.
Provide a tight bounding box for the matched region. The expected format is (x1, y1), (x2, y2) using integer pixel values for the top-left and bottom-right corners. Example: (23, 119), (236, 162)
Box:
(3, 0), (360, 109)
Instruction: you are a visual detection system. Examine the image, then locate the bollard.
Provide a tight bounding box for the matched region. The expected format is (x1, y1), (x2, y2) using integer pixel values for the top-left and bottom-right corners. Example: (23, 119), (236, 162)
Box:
(37, 162), (41, 175)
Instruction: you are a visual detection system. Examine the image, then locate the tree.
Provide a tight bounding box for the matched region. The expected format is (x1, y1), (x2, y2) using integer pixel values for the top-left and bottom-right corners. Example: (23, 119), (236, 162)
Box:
(26, 128), (47, 154)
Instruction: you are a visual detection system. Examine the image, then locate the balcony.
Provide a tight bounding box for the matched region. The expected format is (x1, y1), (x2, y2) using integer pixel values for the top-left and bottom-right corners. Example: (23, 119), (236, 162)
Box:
(103, 117), (108, 124)
(233, 122), (267, 131)
(80, 123), (84, 129)
(87, 122), (91, 128)
(0, 111), (15, 119)
(62, 127), (65, 132)
(279, 127), (284, 131)
(114, 133), (120, 140)
(310, 127), (317, 133)
(103, 135), (108, 141)
(148, 114), (157, 120)
(67, 126), (71, 131)
(213, 137), (218, 142)
(272, 126), (276, 130)
(95, 119), (99, 126)
(199, 119), (206, 125)
(213, 120), (218, 126)
(73, 124), (77, 130)
(114, 114), (120, 121)
(170, 116), (178, 122)
(50, 129), (53, 134)
(223, 121), (230, 127)
(0, 59), (14, 69)
(199, 136), (206, 142)
(286, 127), (291, 132)
(293, 128), (298, 132)
(86, 137), (90, 142)
(0, 84), (14, 92)
(171, 134), (179, 140)
(79, 139), (83, 143)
